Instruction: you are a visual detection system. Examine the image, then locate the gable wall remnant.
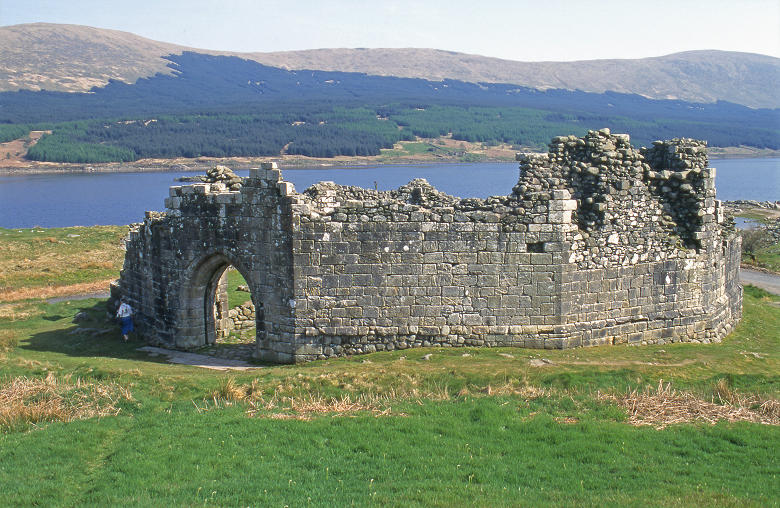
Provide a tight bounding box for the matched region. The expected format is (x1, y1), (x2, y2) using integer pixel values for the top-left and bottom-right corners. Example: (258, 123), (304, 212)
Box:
(111, 130), (742, 363)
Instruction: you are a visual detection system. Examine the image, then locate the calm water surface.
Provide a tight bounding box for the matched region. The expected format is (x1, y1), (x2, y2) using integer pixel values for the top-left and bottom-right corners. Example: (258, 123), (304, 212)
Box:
(0, 159), (777, 229)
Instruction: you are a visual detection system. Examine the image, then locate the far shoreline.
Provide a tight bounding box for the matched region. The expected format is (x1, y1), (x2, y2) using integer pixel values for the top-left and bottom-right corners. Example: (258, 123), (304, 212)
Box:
(2, 153), (779, 177)
(0, 155), (517, 176)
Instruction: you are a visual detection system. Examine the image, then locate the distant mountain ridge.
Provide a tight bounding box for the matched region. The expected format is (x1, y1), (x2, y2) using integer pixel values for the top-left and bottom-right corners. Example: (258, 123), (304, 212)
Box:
(252, 48), (780, 110)
(1, 23), (779, 109)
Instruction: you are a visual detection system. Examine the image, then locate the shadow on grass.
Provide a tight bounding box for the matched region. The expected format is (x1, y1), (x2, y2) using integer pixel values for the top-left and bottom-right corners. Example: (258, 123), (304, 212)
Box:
(18, 297), (275, 369)
(19, 299), (178, 366)
(23, 327), (169, 365)
(41, 315), (68, 322)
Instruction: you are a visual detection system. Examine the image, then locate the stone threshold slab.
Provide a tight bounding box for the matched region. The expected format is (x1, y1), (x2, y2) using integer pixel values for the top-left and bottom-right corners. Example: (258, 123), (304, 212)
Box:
(137, 346), (263, 371)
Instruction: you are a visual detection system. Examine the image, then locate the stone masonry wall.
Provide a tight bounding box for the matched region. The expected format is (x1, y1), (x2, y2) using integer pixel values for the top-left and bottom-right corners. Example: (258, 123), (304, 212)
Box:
(112, 131), (742, 363)
(111, 165), (297, 354)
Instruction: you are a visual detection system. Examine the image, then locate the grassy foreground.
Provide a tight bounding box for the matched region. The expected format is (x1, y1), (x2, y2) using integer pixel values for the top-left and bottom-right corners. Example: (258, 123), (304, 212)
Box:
(0, 227), (779, 507)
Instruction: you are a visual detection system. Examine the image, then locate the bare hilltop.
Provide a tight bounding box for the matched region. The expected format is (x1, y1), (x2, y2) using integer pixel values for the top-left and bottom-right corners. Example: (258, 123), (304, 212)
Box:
(2, 23), (778, 109)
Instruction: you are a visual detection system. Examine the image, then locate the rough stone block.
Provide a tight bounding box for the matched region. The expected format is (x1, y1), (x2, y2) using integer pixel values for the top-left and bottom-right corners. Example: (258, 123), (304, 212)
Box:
(548, 210), (572, 224)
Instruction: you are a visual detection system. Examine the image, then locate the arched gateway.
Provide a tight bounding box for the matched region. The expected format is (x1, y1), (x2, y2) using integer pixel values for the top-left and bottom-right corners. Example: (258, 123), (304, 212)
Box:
(110, 131), (742, 363)
(180, 250), (260, 347)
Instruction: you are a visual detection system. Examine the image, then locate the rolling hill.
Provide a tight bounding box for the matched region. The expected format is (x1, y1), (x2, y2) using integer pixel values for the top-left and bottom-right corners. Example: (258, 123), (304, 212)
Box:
(1, 23), (778, 109)
(1, 23), (778, 163)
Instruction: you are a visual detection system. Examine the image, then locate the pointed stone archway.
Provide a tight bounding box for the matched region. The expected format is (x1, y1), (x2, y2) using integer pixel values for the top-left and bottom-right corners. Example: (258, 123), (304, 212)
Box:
(111, 163), (298, 361)
(179, 250), (262, 349)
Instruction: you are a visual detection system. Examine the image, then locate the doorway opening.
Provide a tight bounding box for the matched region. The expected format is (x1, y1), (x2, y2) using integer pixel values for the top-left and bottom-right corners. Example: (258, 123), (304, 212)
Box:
(206, 265), (263, 346)
(198, 258), (263, 360)
(214, 265), (260, 344)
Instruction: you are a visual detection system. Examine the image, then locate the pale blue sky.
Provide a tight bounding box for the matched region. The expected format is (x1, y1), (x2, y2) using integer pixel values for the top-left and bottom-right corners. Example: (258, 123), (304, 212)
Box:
(1, 0), (779, 61)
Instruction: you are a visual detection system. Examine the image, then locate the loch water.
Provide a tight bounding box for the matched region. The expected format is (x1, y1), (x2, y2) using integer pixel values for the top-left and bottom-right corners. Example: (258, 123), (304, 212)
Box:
(0, 158), (777, 229)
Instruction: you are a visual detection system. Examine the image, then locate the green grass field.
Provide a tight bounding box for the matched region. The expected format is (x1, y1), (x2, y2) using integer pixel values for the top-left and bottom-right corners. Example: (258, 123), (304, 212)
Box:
(376, 140), (499, 163)
(227, 268), (253, 309)
(0, 226), (126, 302)
(1, 227), (779, 507)
(743, 235), (780, 273)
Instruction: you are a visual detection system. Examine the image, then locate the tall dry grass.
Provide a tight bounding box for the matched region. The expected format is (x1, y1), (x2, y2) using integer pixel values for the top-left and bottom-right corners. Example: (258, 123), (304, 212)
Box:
(203, 373), (554, 420)
(0, 329), (19, 354)
(246, 392), (396, 420)
(0, 373), (134, 431)
(598, 379), (780, 429)
(198, 373), (780, 428)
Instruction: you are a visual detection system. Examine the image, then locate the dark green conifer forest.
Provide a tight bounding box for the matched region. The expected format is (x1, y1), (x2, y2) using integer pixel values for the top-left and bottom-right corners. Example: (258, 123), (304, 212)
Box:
(2, 53), (777, 163)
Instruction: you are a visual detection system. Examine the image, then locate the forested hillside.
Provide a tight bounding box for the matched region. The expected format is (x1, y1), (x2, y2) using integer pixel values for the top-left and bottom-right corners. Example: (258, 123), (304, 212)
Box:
(2, 52), (778, 162)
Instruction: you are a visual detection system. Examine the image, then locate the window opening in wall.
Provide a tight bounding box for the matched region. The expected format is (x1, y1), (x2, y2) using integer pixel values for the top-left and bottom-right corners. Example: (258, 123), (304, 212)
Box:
(527, 242), (545, 253)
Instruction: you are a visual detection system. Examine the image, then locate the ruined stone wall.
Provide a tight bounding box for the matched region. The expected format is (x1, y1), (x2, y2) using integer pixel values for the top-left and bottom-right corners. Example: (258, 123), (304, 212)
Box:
(515, 131), (718, 269)
(113, 132), (742, 363)
(112, 166), (298, 355)
(284, 181), (569, 358)
(495, 130), (740, 350)
(278, 132), (741, 360)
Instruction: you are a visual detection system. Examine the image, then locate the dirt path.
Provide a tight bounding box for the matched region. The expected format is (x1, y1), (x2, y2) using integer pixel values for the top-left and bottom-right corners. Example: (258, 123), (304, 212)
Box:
(0, 279), (115, 305)
(740, 268), (780, 295)
(0, 131), (47, 168)
(47, 291), (110, 304)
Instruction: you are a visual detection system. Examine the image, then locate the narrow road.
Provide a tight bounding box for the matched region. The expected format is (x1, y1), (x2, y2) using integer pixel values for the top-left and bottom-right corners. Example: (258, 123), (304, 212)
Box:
(740, 268), (780, 295)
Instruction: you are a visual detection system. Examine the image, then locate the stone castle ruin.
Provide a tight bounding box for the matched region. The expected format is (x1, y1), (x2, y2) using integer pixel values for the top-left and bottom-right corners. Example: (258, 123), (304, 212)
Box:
(111, 129), (743, 363)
